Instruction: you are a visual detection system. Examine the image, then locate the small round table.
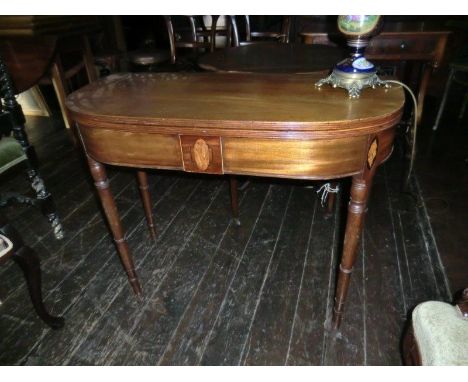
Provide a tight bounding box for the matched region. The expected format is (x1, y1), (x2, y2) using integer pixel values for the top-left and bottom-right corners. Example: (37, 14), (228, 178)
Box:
(198, 43), (345, 73)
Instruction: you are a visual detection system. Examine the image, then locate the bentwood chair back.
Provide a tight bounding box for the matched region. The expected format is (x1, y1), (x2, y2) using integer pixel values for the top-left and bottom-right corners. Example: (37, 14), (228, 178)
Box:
(226, 16), (292, 47)
(164, 16), (213, 64)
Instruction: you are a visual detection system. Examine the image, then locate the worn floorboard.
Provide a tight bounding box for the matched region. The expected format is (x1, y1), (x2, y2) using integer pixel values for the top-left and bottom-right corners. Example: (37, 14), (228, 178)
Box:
(0, 116), (453, 365)
(158, 181), (271, 365)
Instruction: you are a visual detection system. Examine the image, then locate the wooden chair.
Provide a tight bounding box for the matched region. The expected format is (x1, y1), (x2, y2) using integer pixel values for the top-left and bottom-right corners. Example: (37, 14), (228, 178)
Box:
(0, 216), (64, 329)
(128, 48), (171, 70)
(223, 16), (292, 47)
(432, 58), (468, 130)
(433, 20), (468, 130)
(0, 55), (64, 240)
(206, 16), (230, 51)
(43, 35), (98, 133)
(126, 21), (171, 71)
(403, 288), (468, 365)
(164, 16), (213, 66)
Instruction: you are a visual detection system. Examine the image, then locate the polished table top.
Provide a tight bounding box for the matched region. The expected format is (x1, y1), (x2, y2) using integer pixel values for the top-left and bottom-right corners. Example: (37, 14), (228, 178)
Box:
(67, 72), (403, 135)
(197, 43), (345, 74)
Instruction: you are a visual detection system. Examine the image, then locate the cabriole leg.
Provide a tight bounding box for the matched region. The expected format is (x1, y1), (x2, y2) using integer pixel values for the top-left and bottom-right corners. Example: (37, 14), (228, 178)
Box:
(13, 246), (65, 329)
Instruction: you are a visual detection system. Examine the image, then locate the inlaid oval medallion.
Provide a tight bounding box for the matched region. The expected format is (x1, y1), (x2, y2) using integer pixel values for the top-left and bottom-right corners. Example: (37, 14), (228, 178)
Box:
(367, 138), (378, 169)
(192, 139), (212, 171)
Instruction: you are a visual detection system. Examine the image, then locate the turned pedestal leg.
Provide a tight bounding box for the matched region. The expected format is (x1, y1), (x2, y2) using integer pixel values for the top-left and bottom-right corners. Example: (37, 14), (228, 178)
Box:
(332, 173), (373, 329)
(137, 170), (157, 240)
(87, 157), (142, 296)
(0, 54), (64, 240)
(229, 176), (241, 226)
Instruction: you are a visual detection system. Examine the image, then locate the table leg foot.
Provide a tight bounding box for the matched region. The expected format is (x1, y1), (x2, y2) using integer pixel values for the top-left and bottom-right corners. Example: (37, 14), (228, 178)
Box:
(128, 274), (143, 296)
(331, 301), (345, 330)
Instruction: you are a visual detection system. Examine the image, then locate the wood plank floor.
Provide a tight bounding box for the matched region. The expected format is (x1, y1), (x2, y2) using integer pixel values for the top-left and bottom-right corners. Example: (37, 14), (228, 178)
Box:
(0, 116), (451, 365)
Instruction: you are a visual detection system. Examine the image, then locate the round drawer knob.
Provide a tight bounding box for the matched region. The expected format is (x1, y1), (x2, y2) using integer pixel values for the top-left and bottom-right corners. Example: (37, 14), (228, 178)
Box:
(400, 41), (407, 49)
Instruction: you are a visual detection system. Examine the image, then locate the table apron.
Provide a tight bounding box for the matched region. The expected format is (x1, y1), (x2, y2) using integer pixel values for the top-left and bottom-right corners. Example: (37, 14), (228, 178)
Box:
(78, 124), (396, 180)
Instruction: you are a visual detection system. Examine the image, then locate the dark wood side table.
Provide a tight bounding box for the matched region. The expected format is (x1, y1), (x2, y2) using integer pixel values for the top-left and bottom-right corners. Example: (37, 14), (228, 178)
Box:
(66, 72), (404, 329)
(198, 43), (345, 73)
(0, 16), (100, 130)
(301, 26), (450, 125)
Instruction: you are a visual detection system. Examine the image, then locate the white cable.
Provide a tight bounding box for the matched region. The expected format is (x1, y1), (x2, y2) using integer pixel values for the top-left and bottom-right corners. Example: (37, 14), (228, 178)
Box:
(316, 182), (339, 207)
(382, 79), (418, 187)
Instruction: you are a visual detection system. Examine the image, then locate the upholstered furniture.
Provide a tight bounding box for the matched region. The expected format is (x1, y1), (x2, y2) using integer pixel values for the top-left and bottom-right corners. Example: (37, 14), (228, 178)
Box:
(403, 289), (468, 365)
(0, 137), (26, 174)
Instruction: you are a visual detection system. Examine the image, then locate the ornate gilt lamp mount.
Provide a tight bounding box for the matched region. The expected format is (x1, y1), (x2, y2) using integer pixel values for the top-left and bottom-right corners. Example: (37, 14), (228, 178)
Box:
(316, 15), (389, 98)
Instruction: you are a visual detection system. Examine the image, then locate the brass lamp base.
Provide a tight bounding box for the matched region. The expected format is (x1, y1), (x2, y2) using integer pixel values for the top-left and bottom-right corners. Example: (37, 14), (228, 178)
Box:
(315, 69), (389, 98)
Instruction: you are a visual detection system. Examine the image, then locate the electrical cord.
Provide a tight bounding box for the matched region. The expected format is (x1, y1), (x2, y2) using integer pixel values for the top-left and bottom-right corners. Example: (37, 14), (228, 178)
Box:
(382, 79), (418, 188)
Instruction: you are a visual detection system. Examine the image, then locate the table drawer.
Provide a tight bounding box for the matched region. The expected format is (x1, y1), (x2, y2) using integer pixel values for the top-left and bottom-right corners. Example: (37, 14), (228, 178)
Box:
(222, 136), (368, 179)
(179, 135), (223, 174)
(78, 126), (183, 169)
(301, 32), (445, 62)
(367, 34), (440, 60)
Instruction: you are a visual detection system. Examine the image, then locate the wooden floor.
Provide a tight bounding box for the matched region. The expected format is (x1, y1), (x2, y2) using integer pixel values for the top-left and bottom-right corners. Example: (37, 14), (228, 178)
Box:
(0, 115), (452, 365)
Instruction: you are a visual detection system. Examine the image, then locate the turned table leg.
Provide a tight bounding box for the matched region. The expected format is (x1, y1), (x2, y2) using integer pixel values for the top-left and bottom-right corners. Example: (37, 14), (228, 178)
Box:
(326, 181), (338, 214)
(332, 172), (374, 329)
(87, 156), (142, 296)
(0, 55), (64, 240)
(137, 170), (157, 240)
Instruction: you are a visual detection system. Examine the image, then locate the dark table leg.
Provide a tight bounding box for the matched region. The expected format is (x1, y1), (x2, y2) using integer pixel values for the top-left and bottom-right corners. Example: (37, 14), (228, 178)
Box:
(137, 170), (157, 240)
(326, 181), (338, 214)
(332, 170), (375, 329)
(0, 217), (64, 329)
(13, 246), (65, 329)
(87, 156), (142, 296)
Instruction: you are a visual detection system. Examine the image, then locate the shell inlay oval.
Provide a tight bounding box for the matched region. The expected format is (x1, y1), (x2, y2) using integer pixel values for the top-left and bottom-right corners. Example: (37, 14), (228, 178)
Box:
(192, 139), (212, 171)
(367, 138), (378, 168)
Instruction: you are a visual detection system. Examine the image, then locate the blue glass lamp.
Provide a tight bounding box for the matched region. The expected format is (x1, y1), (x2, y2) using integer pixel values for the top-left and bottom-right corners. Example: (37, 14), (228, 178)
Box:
(316, 15), (388, 98)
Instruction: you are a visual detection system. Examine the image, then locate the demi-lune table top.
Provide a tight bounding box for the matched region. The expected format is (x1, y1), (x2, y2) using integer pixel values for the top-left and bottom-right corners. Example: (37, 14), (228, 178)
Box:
(67, 72), (404, 137)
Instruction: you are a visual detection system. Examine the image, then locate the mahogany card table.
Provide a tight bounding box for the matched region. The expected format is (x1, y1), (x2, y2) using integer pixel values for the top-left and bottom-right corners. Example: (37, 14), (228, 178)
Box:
(66, 72), (404, 328)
